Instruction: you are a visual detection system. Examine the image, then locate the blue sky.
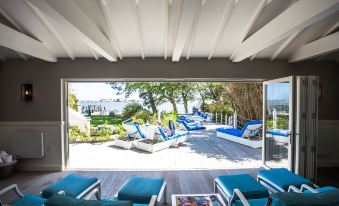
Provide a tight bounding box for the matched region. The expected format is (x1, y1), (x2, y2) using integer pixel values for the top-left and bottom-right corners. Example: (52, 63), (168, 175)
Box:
(266, 83), (289, 100)
(69, 83), (139, 101)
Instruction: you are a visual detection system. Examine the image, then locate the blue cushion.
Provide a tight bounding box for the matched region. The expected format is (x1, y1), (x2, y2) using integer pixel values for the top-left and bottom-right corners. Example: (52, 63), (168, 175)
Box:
(45, 194), (132, 206)
(271, 190), (339, 206)
(304, 186), (338, 194)
(184, 124), (206, 131)
(11, 194), (46, 206)
(232, 198), (268, 206)
(266, 130), (289, 137)
(258, 168), (313, 191)
(216, 174), (268, 201)
(173, 131), (189, 138)
(42, 174), (98, 198)
(216, 128), (243, 137)
(118, 176), (164, 204)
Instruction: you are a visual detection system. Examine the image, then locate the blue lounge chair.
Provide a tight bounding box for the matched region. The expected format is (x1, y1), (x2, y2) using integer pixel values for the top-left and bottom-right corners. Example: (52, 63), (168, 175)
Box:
(216, 120), (262, 148)
(180, 120), (206, 131)
(155, 126), (189, 143)
(214, 174), (269, 205)
(122, 123), (145, 140)
(258, 168), (338, 193)
(231, 189), (339, 206)
(0, 174), (101, 206)
(176, 116), (195, 124)
(114, 176), (166, 205)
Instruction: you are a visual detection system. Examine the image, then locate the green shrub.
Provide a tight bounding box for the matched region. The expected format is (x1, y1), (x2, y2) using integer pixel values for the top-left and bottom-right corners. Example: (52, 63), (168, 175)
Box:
(161, 112), (178, 126)
(69, 126), (89, 142)
(122, 102), (143, 118)
(116, 124), (127, 137)
(132, 109), (151, 123)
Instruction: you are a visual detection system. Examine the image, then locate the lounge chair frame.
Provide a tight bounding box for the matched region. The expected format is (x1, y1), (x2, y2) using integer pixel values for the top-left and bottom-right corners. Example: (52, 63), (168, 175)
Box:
(0, 180), (101, 205)
(214, 178), (234, 205)
(257, 170), (318, 193)
(86, 188), (157, 206)
(114, 176), (167, 206)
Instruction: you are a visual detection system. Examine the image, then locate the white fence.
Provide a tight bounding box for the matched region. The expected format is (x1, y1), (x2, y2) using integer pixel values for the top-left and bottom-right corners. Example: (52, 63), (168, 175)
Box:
(212, 112), (237, 129)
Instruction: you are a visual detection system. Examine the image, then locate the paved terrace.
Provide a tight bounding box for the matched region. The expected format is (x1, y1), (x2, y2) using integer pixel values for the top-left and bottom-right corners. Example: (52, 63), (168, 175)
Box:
(68, 124), (262, 170)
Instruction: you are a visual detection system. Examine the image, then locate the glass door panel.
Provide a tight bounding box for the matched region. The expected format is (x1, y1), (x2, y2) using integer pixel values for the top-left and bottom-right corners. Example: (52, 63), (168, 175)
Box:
(263, 77), (294, 170)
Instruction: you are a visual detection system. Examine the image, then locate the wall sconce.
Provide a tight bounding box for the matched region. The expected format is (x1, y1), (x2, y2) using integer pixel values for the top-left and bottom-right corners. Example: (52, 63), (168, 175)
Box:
(21, 84), (33, 101)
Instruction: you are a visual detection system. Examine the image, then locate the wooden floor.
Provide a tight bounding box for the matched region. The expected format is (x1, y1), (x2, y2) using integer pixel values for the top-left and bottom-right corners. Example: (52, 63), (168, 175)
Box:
(0, 168), (260, 204)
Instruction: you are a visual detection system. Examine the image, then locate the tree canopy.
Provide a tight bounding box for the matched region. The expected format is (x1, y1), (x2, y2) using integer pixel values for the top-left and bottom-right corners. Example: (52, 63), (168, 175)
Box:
(109, 82), (262, 120)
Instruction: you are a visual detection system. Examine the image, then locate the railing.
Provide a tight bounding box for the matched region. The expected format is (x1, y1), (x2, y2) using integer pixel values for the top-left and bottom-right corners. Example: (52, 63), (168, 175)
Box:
(212, 111), (238, 129)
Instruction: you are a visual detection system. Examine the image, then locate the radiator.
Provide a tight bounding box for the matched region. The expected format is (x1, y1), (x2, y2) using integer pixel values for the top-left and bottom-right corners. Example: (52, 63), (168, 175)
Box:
(10, 131), (45, 158)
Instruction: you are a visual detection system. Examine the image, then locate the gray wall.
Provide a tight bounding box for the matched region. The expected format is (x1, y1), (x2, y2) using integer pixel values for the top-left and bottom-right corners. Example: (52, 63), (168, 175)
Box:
(0, 58), (338, 121)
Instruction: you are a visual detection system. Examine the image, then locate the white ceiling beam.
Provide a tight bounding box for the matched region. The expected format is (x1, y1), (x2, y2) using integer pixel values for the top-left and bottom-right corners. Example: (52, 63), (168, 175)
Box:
(29, 0), (117, 62)
(321, 21), (339, 38)
(89, 47), (99, 60)
(250, 54), (256, 61)
(229, 0), (267, 60)
(130, 0), (145, 59)
(208, 0), (236, 60)
(316, 21), (339, 60)
(164, 0), (169, 59)
(98, 0), (123, 60)
(25, 0), (75, 60)
(0, 7), (28, 61)
(0, 23), (56, 62)
(289, 31), (339, 62)
(186, 0), (206, 60)
(270, 29), (303, 61)
(172, 0), (201, 61)
(232, 0), (339, 62)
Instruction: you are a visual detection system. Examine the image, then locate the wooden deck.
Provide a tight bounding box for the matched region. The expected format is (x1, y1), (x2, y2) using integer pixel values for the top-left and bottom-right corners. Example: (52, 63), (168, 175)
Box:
(0, 168), (260, 204)
(68, 126), (262, 170)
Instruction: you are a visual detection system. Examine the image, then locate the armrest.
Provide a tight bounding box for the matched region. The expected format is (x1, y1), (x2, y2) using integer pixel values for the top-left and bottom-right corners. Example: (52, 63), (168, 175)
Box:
(83, 188), (101, 200)
(0, 184), (24, 198)
(300, 184), (318, 193)
(157, 181), (167, 204)
(231, 189), (250, 206)
(288, 185), (302, 193)
(148, 195), (157, 206)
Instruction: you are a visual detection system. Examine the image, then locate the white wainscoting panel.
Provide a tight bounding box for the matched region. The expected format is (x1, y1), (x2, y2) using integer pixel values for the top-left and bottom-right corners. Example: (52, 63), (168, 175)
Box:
(318, 120), (339, 167)
(0, 121), (64, 171)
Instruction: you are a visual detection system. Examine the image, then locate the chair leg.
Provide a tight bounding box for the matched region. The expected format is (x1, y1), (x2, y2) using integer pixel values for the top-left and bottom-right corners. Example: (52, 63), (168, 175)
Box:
(214, 181), (217, 193)
(164, 185), (167, 204)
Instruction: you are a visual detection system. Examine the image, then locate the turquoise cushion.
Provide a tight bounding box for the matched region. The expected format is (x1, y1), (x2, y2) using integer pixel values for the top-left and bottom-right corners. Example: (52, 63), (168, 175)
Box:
(133, 204), (149, 206)
(45, 194), (132, 206)
(118, 176), (164, 204)
(258, 168), (313, 191)
(304, 186), (338, 194)
(216, 174), (268, 201)
(232, 198), (268, 206)
(271, 190), (339, 206)
(42, 174), (98, 198)
(11, 194), (46, 206)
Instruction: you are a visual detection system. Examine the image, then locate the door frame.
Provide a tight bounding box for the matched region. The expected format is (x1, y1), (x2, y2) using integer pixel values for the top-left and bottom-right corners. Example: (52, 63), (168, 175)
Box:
(262, 76), (296, 171)
(60, 78), (264, 170)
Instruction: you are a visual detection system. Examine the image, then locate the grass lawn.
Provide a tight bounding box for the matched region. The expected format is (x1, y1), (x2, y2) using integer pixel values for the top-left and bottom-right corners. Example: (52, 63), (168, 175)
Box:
(89, 115), (124, 127)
